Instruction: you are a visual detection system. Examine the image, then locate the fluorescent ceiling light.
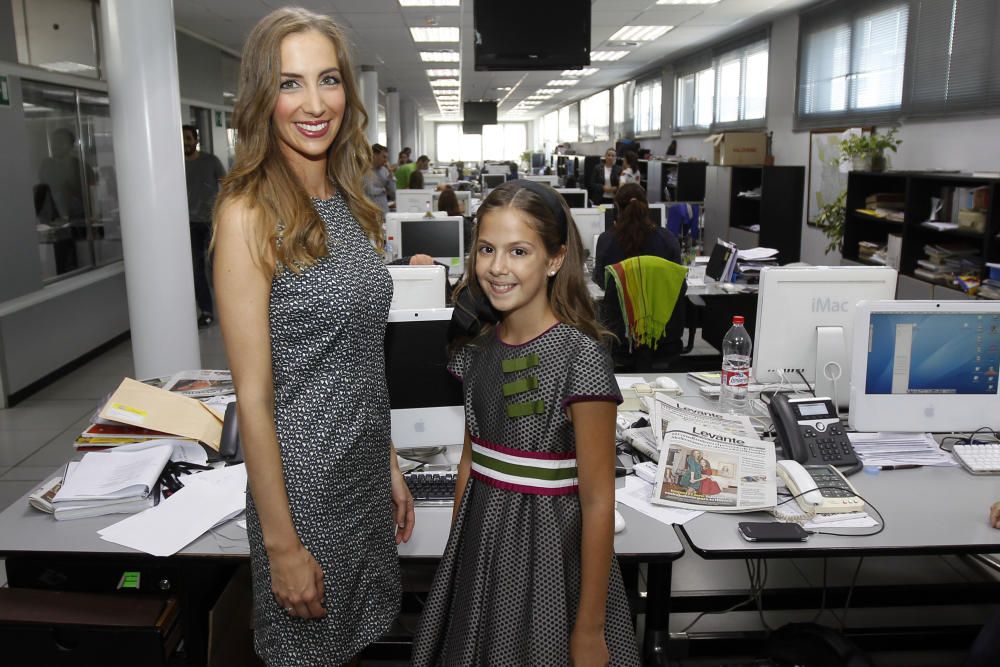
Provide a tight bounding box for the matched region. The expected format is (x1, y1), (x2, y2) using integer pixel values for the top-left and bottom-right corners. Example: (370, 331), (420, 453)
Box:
(657, 0), (720, 4)
(38, 61), (97, 73)
(547, 79), (579, 86)
(399, 0), (460, 6)
(610, 25), (673, 41)
(426, 68), (460, 77)
(562, 68), (599, 77)
(497, 86), (513, 91)
(430, 78), (461, 87)
(410, 27), (460, 42)
(535, 88), (563, 95)
(525, 95), (551, 100)
(590, 51), (629, 62)
(420, 50), (460, 62)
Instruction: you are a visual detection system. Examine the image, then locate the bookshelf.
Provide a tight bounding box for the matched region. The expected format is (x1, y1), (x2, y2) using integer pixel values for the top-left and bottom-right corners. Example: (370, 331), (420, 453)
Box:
(843, 171), (1000, 299)
(704, 165), (805, 263)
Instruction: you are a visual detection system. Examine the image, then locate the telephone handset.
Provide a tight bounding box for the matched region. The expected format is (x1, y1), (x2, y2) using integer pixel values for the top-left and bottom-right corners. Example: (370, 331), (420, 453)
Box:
(776, 460), (865, 515)
(768, 392), (859, 467)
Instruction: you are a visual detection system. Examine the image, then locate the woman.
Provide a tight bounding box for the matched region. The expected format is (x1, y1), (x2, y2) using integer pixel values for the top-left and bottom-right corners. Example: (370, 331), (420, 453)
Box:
(588, 147), (620, 205)
(619, 150), (641, 186)
(212, 8), (414, 666)
(437, 186), (463, 217)
(697, 457), (722, 496)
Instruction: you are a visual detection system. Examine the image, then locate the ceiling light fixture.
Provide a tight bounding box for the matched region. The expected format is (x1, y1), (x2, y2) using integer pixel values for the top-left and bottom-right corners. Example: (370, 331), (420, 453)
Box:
(657, 0), (720, 4)
(420, 50), (460, 62)
(561, 68), (599, 77)
(430, 78), (461, 87)
(426, 68), (460, 77)
(590, 51), (629, 62)
(399, 0), (460, 6)
(409, 27), (460, 42)
(547, 79), (579, 86)
(609, 26), (673, 41)
(535, 88), (563, 95)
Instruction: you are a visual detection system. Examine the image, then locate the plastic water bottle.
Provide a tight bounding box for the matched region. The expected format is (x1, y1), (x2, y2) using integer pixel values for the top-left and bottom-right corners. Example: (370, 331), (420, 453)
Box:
(385, 236), (396, 263)
(720, 315), (752, 414)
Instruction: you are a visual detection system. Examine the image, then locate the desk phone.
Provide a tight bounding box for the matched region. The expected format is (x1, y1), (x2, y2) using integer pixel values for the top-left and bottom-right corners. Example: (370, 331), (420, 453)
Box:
(777, 460), (864, 515)
(769, 393), (858, 467)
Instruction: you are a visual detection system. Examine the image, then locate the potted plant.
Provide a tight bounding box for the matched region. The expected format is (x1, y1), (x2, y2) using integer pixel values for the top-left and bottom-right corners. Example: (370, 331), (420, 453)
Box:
(815, 190), (847, 254)
(839, 128), (902, 172)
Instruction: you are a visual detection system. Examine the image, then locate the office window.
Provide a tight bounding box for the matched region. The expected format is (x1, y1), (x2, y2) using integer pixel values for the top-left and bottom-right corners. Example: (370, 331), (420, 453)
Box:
(542, 110), (559, 150)
(436, 122), (526, 163)
(613, 81), (634, 139)
(796, 0), (908, 127)
(558, 103), (579, 143)
(906, 0), (1000, 117)
(633, 78), (661, 136)
(674, 33), (768, 132)
(579, 90), (610, 143)
(482, 123), (527, 161)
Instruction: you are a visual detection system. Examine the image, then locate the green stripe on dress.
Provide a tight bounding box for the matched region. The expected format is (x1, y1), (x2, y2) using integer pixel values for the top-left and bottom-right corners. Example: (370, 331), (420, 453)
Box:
(472, 450), (578, 480)
(501, 354), (540, 373)
(502, 376), (538, 397)
(506, 399), (545, 417)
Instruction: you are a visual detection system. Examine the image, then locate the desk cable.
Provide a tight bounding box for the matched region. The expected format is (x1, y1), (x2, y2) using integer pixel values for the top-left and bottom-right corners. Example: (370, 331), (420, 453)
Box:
(679, 558), (773, 634)
(939, 426), (1000, 452)
(775, 486), (885, 538)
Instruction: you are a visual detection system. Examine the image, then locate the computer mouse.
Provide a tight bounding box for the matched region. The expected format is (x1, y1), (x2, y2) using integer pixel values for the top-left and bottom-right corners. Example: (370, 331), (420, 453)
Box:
(614, 509), (626, 534)
(655, 376), (680, 392)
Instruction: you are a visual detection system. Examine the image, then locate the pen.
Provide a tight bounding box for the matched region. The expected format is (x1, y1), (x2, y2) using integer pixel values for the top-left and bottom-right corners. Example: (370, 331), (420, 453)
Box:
(879, 465), (921, 471)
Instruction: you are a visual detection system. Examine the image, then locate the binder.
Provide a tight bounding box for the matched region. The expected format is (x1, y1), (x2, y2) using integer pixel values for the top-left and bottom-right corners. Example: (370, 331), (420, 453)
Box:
(705, 239), (738, 282)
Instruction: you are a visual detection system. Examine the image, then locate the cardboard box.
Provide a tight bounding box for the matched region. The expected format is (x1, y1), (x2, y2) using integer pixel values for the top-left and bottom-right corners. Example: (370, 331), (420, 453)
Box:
(704, 132), (768, 166)
(958, 209), (986, 233)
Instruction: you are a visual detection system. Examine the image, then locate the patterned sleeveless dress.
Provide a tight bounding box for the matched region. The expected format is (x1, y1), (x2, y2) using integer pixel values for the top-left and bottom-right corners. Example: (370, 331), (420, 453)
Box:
(412, 323), (641, 666)
(245, 194), (400, 666)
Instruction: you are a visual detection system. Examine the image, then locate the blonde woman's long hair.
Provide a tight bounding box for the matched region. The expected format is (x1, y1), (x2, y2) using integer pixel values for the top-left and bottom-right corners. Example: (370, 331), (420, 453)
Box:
(214, 7), (382, 274)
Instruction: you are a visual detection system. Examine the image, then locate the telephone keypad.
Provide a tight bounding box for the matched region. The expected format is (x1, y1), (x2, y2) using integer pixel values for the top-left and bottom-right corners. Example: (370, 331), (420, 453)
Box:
(797, 419), (854, 464)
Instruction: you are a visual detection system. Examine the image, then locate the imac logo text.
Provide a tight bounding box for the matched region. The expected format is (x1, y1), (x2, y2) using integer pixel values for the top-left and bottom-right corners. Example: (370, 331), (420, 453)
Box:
(811, 297), (850, 313)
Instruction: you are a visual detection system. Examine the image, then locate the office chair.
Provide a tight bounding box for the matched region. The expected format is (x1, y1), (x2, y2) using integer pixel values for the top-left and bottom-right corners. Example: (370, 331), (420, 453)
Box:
(602, 255), (687, 372)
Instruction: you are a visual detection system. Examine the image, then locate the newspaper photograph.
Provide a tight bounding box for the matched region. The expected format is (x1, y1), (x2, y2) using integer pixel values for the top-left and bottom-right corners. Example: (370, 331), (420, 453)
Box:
(651, 421), (777, 512)
(162, 370), (235, 398)
(650, 395), (757, 447)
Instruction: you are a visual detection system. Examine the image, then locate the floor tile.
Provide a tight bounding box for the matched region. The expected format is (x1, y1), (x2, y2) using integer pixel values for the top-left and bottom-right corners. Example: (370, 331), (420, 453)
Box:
(0, 466), (56, 482)
(0, 480), (37, 512)
(17, 415), (93, 468)
(0, 400), (95, 430)
(0, 429), (63, 466)
(25, 373), (125, 401)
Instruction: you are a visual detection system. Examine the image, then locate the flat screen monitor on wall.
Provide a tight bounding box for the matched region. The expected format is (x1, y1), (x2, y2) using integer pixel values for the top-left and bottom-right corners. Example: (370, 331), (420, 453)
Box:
(473, 0), (591, 71)
(463, 101), (498, 125)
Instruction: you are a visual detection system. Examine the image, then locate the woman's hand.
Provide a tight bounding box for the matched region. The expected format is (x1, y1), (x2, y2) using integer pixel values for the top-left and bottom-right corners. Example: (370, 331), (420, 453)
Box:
(570, 624), (609, 667)
(391, 465), (415, 544)
(990, 501), (1000, 528)
(268, 543), (327, 619)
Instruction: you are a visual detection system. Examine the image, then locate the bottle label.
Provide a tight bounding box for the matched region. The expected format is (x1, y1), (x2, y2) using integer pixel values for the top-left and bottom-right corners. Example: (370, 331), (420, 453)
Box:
(722, 368), (749, 388)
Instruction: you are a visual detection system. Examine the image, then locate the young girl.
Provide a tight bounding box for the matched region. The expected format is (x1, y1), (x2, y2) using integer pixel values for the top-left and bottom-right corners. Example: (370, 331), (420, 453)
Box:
(412, 180), (640, 666)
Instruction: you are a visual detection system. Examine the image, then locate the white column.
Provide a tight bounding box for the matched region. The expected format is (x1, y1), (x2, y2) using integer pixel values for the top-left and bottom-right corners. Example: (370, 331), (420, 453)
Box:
(359, 65), (379, 146)
(99, 0), (200, 378)
(401, 98), (417, 156)
(386, 88), (401, 160)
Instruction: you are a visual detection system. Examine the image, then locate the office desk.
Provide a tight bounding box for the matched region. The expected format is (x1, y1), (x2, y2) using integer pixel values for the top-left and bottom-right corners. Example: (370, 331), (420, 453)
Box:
(0, 472), (684, 664)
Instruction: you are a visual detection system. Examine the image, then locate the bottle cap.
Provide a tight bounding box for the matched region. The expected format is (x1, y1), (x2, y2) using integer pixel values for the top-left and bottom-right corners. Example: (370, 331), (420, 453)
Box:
(732, 315), (745, 325)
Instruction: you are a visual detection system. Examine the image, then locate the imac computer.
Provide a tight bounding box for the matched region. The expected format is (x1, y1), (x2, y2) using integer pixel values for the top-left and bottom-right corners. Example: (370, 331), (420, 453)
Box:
(556, 188), (588, 208)
(752, 266), (898, 407)
(396, 189), (433, 213)
(570, 208), (604, 251)
(525, 174), (559, 187)
(398, 216), (465, 272)
(387, 265), (447, 310)
(431, 189), (473, 216)
(849, 300), (1000, 432)
(386, 308), (464, 451)
(648, 203), (666, 228)
(482, 173), (506, 192)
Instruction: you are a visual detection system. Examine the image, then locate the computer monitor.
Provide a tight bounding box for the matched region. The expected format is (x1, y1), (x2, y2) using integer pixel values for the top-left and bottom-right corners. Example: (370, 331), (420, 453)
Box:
(849, 300), (1000, 432)
(396, 189), (433, 213)
(385, 308), (465, 449)
(387, 265), (447, 310)
(648, 203), (666, 228)
(397, 216), (464, 270)
(556, 188), (588, 208)
(525, 174), (559, 187)
(431, 190), (472, 216)
(752, 266), (898, 407)
(482, 173), (506, 191)
(570, 208), (604, 253)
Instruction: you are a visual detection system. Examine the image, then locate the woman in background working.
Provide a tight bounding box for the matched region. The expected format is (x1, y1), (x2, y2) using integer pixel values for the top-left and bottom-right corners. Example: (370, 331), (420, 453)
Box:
(212, 7), (413, 666)
(437, 186), (463, 217)
(619, 150), (641, 187)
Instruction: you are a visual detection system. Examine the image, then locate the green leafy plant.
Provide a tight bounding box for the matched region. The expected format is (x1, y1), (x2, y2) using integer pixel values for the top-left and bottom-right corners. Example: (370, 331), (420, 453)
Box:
(815, 190), (847, 254)
(839, 128), (902, 170)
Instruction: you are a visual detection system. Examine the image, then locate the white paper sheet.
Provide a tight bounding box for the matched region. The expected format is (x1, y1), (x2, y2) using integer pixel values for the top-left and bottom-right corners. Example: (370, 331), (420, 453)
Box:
(55, 445), (172, 502)
(114, 439), (209, 465)
(616, 476), (702, 525)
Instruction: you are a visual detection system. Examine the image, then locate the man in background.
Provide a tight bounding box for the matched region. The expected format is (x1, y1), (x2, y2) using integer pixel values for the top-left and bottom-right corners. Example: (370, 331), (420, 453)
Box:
(182, 124), (226, 328)
(365, 143), (395, 215)
(395, 154), (430, 191)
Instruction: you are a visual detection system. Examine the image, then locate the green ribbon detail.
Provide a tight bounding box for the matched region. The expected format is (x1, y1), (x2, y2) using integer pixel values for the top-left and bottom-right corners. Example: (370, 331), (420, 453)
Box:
(472, 450), (577, 480)
(501, 354), (540, 373)
(506, 399), (546, 417)
(503, 376), (539, 397)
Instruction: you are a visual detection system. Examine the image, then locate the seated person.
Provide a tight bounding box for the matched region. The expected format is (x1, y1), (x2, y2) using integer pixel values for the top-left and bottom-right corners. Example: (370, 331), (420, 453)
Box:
(592, 183), (685, 363)
(408, 169), (424, 190)
(437, 186), (463, 217)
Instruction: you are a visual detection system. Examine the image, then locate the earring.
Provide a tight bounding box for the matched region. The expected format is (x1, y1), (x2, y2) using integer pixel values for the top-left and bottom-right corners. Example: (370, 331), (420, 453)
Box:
(549, 271), (556, 276)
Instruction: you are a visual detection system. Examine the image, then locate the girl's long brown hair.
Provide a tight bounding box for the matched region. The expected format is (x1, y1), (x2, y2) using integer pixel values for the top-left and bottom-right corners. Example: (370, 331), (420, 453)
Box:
(454, 181), (612, 347)
(214, 7), (382, 274)
(613, 182), (655, 258)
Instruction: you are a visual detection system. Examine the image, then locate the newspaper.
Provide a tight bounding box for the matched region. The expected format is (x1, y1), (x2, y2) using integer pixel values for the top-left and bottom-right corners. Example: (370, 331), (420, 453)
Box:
(650, 395), (757, 447)
(650, 421), (777, 512)
(162, 370), (234, 398)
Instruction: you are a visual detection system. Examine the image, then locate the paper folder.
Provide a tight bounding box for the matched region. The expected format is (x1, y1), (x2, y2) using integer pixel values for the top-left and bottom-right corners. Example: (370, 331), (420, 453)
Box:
(99, 378), (223, 450)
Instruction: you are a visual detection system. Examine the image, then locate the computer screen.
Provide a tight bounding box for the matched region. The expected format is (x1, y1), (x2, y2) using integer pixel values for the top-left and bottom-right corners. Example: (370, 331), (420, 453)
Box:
(648, 203), (665, 228)
(385, 308), (464, 449)
(482, 173), (506, 190)
(473, 0), (590, 71)
(556, 189), (587, 208)
(849, 300), (1000, 432)
(396, 189), (433, 213)
(752, 266), (898, 407)
(398, 217), (464, 267)
(524, 175), (559, 187)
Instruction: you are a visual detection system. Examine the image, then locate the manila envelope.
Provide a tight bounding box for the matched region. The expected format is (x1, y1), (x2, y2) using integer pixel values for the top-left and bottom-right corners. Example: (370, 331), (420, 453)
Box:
(99, 378), (223, 451)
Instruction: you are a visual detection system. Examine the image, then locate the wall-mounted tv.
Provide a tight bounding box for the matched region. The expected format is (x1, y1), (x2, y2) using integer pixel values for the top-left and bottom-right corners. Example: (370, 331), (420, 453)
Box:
(474, 0), (591, 71)
(462, 121), (483, 135)
(463, 101), (497, 125)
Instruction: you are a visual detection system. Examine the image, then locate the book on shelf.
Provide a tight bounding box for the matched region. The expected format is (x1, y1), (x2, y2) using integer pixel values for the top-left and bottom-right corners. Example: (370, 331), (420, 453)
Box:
(913, 268), (954, 284)
(865, 192), (904, 209)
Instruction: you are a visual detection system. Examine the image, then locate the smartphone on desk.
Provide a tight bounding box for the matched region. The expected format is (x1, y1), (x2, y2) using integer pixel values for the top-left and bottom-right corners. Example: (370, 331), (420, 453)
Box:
(738, 521), (810, 542)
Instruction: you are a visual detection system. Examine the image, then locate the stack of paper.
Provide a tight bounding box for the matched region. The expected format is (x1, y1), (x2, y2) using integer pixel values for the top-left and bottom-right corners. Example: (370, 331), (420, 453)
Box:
(50, 445), (173, 520)
(847, 432), (957, 468)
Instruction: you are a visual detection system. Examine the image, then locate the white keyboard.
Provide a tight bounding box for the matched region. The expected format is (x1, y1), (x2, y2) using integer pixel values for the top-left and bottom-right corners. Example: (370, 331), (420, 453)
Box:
(953, 444), (1000, 474)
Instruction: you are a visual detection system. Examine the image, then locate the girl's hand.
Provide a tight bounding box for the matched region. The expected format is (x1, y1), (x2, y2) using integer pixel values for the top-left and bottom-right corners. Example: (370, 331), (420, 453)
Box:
(569, 625), (609, 667)
(990, 501), (1000, 528)
(391, 465), (415, 544)
(268, 543), (326, 619)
